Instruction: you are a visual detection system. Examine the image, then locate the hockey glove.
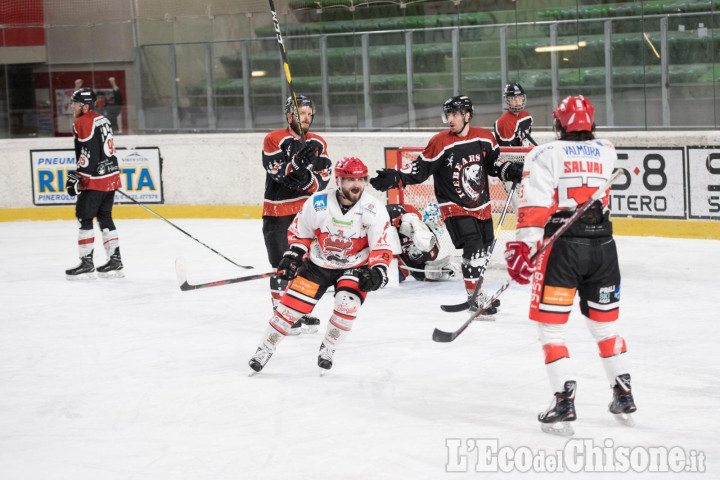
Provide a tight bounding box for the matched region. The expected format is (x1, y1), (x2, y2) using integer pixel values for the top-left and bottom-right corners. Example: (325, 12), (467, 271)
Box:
(504, 241), (535, 285)
(500, 161), (524, 184)
(66, 172), (81, 196)
(277, 246), (305, 280)
(369, 169), (401, 192)
(291, 144), (315, 171)
(357, 264), (389, 292)
(284, 168), (314, 191)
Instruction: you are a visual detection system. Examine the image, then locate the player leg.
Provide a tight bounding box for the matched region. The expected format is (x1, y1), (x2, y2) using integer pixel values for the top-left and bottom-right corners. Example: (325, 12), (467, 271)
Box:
(66, 190), (101, 280)
(317, 270), (369, 371)
(248, 261), (333, 373)
(444, 216), (498, 319)
(96, 191), (124, 278)
(578, 237), (636, 422)
(531, 240), (580, 435)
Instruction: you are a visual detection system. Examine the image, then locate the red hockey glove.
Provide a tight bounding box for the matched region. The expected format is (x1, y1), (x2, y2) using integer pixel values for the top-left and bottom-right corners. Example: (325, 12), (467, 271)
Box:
(504, 241), (535, 285)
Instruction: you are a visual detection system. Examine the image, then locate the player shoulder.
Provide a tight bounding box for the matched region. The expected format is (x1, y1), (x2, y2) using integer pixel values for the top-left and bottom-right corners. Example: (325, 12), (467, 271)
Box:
(358, 191), (389, 218)
(594, 138), (615, 150)
(308, 190), (331, 212)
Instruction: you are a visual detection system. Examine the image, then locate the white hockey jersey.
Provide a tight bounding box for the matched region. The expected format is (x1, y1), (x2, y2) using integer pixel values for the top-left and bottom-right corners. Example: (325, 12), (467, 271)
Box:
(288, 188), (393, 270)
(516, 138), (617, 252)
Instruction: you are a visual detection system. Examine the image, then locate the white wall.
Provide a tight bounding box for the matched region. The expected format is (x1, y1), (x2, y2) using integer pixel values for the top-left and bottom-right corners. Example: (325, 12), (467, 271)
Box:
(3, 130), (720, 208)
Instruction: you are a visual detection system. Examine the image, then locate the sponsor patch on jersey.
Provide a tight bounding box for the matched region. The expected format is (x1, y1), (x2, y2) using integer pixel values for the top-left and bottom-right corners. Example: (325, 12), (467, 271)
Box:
(313, 194), (328, 210)
(332, 216), (353, 226)
(290, 277), (320, 297)
(542, 286), (576, 306)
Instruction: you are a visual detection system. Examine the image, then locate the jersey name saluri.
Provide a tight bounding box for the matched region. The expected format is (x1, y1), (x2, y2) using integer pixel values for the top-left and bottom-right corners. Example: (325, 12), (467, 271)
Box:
(73, 110), (121, 192)
(288, 188), (393, 270)
(397, 127), (500, 221)
(516, 138), (617, 251)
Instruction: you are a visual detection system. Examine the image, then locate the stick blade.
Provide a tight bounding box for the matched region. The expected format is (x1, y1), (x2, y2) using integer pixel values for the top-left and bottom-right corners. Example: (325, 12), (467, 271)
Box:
(432, 328), (458, 343)
(174, 257), (192, 291)
(440, 302), (469, 313)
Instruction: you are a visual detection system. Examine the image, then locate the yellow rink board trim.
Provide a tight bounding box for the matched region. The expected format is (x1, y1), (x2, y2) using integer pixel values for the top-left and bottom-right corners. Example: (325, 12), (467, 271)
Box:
(1, 206), (718, 240)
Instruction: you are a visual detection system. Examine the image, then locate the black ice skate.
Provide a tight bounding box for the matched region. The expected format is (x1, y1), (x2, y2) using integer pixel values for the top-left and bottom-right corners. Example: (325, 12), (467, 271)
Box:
(248, 345), (274, 374)
(538, 380), (577, 436)
(97, 248), (124, 278)
(470, 291), (500, 321)
(609, 374), (636, 427)
(317, 341), (335, 375)
(287, 315), (320, 336)
(65, 254), (96, 280)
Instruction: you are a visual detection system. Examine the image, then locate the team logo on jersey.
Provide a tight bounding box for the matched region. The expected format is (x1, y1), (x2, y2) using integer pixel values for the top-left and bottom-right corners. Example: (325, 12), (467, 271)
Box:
(598, 284), (620, 303)
(313, 194), (328, 210)
(77, 146), (90, 168)
(452, 156), (486, 204)
(322, 233), (353, 263)
(98, 165), (106, 175)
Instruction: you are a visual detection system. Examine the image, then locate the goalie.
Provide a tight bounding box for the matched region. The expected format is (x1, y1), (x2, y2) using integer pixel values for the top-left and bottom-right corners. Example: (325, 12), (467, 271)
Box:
(387, 204), (459, 282)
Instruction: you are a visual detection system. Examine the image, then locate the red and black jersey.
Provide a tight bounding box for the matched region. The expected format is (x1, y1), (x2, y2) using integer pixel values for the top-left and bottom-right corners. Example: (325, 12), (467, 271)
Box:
(262, 127), (332, 217)
(73, 110), (121, 192)
(494, 109), (533, 147)
(397, 127), (501, 221)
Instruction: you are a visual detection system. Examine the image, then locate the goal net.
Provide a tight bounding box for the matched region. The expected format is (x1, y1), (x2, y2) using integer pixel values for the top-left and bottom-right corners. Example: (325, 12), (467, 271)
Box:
(395, 146), (533, 270)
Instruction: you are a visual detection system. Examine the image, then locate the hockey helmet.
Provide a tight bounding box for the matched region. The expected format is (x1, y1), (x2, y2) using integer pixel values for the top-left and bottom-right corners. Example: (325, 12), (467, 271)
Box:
(553, 95), (595, 133)
(285, 94), (315, 117)
(335, 157), (368, 179)
(71, 88), (97, 108)
(442, 95), (473, 123)
(504, 83), (526, 113)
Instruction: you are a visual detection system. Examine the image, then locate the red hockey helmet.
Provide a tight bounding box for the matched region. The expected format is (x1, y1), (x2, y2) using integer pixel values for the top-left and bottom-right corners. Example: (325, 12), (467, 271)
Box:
(553, 95), (595, 132)
(335, 157), (368, 178)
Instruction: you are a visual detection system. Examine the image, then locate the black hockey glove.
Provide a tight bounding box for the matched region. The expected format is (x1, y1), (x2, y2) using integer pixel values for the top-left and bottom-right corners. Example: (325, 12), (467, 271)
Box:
(277, 246), (305, 280)
(500, 161), (524, 184)
(284, 168), (313, 191)
(291, 144), (315, 171)
(369, 169), (401, 192)
(356, 264), (389, 292)
(66, 172), (81, 196)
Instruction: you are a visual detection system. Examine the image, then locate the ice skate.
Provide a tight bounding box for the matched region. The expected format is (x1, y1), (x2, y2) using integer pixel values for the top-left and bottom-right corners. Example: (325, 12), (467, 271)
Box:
(97, 248), (124, 278)
(539, 380), (577, 436)
(609, 374), (636, 427)
(470, 291), (500, 321)
(248, 344), (274, 374)
(287, 315), (320, 336)
(317, 341), (335, 375)
(65, 255), (96, 280)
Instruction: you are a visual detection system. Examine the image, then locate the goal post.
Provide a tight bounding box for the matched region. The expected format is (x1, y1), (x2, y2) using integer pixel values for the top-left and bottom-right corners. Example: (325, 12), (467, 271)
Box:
(386, 145), (534, 268)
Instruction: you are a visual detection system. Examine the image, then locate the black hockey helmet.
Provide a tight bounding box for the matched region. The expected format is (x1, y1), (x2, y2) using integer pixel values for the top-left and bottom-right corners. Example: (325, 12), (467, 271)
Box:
(71, 87), (97, 108)
(504, 83), (526, 113)
(442, 95), (473, 123)
(285, 94), (315, 116)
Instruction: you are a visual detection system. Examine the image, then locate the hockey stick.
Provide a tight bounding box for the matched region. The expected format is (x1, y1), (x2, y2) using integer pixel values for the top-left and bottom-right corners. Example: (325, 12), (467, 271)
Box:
(175, 257), (273, 291)
(440, 181), (518, 313)
(116, 190), (252, 270)
(432, 169), (622, 343)
(269, 0), (305, 144)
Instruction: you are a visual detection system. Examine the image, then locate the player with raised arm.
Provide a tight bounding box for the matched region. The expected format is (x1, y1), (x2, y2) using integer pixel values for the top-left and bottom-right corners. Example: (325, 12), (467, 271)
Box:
(386, 203), (458, 282)
(262, 95), (332, 334)
(370, 95), (523, 319)
(504, 95), (636, 436)
(494, 83), (536, 147)
(64, 87), (124, 280)
(249, 157), (392, 374)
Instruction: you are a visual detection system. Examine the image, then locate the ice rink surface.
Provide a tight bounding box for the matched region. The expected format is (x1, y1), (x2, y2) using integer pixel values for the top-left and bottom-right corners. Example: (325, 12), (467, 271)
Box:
(1, 218), (719, 479)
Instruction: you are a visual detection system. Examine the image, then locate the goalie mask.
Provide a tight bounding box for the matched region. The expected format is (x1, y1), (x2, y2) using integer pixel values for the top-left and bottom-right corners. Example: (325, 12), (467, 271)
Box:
(553, 95), (595, 133)
(504, 83), (526, 113)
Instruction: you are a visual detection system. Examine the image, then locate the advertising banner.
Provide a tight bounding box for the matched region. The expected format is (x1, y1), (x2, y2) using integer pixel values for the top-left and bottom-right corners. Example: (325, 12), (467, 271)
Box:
(31, 147), (163, 205)
(687, 146), (720, 220)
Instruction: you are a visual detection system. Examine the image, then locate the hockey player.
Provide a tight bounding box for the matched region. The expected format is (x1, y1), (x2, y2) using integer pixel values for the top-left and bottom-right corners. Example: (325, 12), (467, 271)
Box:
(249, 157), (392, 373)
(494, 83), (536, 147)
(386, 203), (457, 282)
(504, 95), (636, 436)
(64, 87), (124, 280)
(261, 95), (332, 334)
(370, 95), (522, 318)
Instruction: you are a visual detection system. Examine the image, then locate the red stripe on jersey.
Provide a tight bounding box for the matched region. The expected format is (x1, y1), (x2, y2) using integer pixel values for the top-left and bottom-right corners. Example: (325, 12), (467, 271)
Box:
(80, 173), (122, 192)
(440, 202), (492, 221)
(263, 197), (308, 217)
(588, 306), (619, 322)
(531, 308), (571, 324)
(542, 343), (570, 364)
(597, 336), (627, 358)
